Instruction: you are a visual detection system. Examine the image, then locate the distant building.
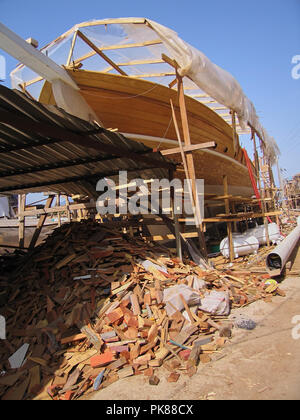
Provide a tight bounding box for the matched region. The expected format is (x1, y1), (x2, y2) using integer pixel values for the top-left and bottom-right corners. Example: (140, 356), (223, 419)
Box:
(284, 173), (300, 209)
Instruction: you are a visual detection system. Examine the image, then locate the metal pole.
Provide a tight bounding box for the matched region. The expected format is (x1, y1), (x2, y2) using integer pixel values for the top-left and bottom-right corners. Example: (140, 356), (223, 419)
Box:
(266, 223), (300, 275)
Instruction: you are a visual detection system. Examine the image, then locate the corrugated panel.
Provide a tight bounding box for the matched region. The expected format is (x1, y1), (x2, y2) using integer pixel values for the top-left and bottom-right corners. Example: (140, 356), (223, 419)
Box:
(0, 85), (174, 196)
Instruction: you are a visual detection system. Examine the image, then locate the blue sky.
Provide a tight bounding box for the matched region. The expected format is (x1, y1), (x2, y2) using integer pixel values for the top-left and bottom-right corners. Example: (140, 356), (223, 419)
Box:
(0, 0), (299, 191)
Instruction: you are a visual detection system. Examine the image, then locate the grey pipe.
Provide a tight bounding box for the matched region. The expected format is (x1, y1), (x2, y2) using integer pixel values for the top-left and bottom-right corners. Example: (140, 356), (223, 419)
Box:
(266, 224), (300, 276)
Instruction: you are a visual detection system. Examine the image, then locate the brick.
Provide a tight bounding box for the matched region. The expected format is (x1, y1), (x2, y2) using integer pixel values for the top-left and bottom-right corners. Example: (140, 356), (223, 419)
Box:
(130, 342), (140, 360)
(124, 313), (138, 328)
(90, 351), (114, 368)
(109, 345), (129, 353)
(167, 372), (180, 383)
(106, 307), (124, 324)
(106, 357), (127, 370)
(144, 293), (151, 306)
(130, 294), (141, 315)
(133, 353), (151, 365)
(155, 290), (163, 304)
(120, 350), (130, 361)
(148, 359), (162, 367)
(143, 367), (154, 377)
(149, 375), (160, 385)
(60, 333), (86, 345)
(118, 366), (134, 379)
(100, 330), (117, 341)
(148, 324), (158, 342)
(124, 327), (138, 339)
(179, 349), (191, 361)
(199, 354), (211, 364)
(64, 390), (74, 400)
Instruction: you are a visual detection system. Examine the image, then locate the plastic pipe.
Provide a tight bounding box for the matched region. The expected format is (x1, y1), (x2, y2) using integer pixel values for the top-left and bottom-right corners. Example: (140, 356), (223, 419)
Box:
(266, 224), (300, 276)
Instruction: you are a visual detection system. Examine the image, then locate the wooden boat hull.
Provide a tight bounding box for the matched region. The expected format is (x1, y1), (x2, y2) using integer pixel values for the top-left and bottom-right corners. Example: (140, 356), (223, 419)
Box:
(39, 70), (254, 196)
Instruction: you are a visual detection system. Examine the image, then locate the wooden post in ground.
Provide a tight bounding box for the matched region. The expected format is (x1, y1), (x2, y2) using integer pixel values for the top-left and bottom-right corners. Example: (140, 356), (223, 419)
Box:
(169, 169), (182, 261)
(267, 159), (280, 225)
(231, 202), (238, 233)
(254, 134), (270, 246)
(18, 194), (26, 248)
(56, 194), (61, 227)
(29, 195), (55, 250)
(251, 129), (260, 182)
(63, 195), (71, 222)
(231, 110), (238, 155)
(223, 175), (234, 262)
(176, 74), (207, 259)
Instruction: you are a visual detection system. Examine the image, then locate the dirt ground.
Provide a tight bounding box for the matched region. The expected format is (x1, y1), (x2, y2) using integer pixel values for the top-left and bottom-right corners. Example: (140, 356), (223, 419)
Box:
(88, 275), (300, 401)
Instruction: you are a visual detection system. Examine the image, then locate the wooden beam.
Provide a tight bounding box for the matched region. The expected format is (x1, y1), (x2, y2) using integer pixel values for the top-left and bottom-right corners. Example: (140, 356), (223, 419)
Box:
(77, 30), (128, 76)
(198, 99), (218, 104)
(160, 142), (215, 156)
(231, 110), (238, 153)
(66, 30), (78, 67)
(130, 72), (176, 79)
(223, 175), (234, 262)
(176, 74), (207, 258)
(56, 194), (61, 227)
(169, 169), (182, 261)
(168, 78), (178, 89)
(105, 58), (165, 68)
(209, 106), (228, 111)
(202, 211), (282, 223)
(29, 195), (54, 249)
(144, 232), (199, 241)
(0, 22), (78, 89)
(23, 76), (44, 88)
(190, 93), (210, 98)
(79, 18), (147, 27)
(72, 39), (163, 66)
(18, 194), (26, 248)
(64, 195), (71, 222)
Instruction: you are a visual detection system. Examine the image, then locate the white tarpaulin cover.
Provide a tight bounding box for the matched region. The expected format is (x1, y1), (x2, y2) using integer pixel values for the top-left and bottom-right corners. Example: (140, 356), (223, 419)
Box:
(10, 17), (279, 164)
(0, 196), (10, 218)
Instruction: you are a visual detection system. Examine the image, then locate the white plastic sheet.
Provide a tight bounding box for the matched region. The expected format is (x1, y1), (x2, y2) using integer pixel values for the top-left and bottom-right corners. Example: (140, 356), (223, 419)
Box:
(163, 284), (201, 317)
(147, 19), (279, 164)
(199, 291), (230, 316)
(10, 17), (279, 164)
(0, 197), (10, 218)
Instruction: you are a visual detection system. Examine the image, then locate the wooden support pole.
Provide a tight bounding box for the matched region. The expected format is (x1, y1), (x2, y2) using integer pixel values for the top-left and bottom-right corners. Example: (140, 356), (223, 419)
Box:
(253, 133), (270, 246)
(169, 169), (182, 261)
(251, 129), (260, 182)
(231, 202), (238, 233)
(77, 30), (128, 76)
(63, 195), (71, 222)
(56, 194), (61, 227)
(176, 74), (207, 259)
(223, 175), (234, 262)
(18, 194), (26, 248)
(66, 30), (78, 67)
(231, 110), (238, 154)
(160, 142), (216, 156)
(29, 195), (54, 250)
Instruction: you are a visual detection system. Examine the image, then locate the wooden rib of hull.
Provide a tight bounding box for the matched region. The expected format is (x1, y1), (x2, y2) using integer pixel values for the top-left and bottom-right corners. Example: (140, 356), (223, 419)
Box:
(39, 70), (253, 196)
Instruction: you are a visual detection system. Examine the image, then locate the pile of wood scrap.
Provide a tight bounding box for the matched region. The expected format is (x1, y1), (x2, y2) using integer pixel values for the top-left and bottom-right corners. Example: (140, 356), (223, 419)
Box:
(0, 221), (285, 400)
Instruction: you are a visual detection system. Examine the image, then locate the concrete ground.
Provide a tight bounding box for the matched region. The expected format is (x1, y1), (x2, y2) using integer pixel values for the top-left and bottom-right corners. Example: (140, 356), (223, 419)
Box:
(88, 275), (300, 400)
